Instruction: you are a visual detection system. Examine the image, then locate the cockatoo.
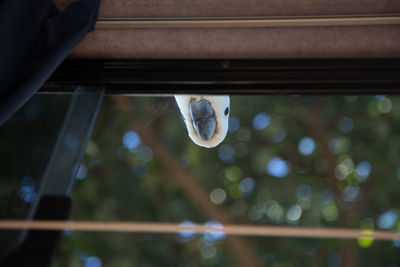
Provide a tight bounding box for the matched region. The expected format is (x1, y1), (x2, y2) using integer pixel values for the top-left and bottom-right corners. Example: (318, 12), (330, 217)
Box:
(174, 95), (230, 148)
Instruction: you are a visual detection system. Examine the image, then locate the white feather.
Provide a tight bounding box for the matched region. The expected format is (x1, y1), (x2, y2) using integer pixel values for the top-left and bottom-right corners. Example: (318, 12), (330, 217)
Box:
(174, 95), (230, 148)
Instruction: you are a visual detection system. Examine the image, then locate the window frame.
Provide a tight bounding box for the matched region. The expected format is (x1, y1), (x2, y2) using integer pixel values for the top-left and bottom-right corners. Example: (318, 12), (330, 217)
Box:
(44, 58), (400, 94)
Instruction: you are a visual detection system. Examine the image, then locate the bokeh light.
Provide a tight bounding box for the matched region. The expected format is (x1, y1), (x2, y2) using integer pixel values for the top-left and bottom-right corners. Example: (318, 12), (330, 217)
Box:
(286, 205), (302, 223)
(76, 164), (88, 180)
(320, 190), (334, 206)
(355, 161), (372, 182)
(64, 133), (79, 149)
(322, 204), (338, 222)
(228, 117), (240, 133)
(200, 244), (217, 259)
(63, 217), (74, 236)
(329, 137), (348, 154)
(86, 141), (99, 156)
(266, 157), (291, 178)
(210, 188), (227, 204)
(374, 95), (386, 100)
(123, 131), (141, 150)
(204, 221), (226, 243)
(224, 165), (242, 182)
(271, 128), (287, 143)
(239, 177), (255, 196)
(177, 221), (196, 242)
(358, 230), (374, 248)
(249, 204), (265, 221)
(218, 145), (235, 163)
(342, 185), (360, 202)
(266, 200), (284, 223)
(139, 146), (153, 162)
(298, 137), (316, 156)
(132, 163), (147, 178)
(297, 198), (311, 210)
(19, 175), (37, 203)
(21, 175), (35, 187)
(253, 112), (270, 130)
(228, 184), (242, 199)
(377, 97), (392, 113)
(339, 117), (354, 133)
(335, 158), (355, 180)
(321, 200), (338, 222)
(297, 185), (312, 200)
(377, 210), (398, 229)
(84, 256), (102, 267)
(19, 186), (37, 203)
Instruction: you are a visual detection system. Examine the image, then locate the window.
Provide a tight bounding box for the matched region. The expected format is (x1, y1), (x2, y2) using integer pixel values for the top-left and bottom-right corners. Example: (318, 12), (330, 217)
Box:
(1, 59), (400, 267)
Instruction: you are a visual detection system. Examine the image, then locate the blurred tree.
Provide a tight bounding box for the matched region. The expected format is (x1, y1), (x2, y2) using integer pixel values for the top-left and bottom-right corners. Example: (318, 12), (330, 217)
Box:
(47, 95), (400, 267)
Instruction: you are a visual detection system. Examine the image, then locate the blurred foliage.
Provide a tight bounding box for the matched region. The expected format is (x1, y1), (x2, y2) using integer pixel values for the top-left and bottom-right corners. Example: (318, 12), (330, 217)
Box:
(56, 95), (400, 267)
(1, 95), (400, 266)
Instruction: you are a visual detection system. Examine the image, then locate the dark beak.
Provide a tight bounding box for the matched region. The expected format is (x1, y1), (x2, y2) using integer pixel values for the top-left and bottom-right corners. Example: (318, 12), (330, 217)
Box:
(189, 100), (216, 141)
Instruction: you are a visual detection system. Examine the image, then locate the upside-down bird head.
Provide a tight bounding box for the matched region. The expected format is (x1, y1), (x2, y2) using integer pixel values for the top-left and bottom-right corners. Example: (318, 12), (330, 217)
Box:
(174, 95), (230, 148)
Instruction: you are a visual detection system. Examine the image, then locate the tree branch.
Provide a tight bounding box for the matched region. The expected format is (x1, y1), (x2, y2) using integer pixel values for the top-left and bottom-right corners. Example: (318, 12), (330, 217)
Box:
(295, 104), (358, 267)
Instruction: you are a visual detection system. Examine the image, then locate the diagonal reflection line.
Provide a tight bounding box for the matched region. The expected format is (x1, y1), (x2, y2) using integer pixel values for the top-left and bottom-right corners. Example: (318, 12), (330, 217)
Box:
(0, 220), (398, 240)
(96, 15), (400, 29)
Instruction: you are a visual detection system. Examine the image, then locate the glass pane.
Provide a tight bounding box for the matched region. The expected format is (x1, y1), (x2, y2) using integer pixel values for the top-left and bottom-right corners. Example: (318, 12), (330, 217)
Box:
(54, 95), (400, 267)
(0, 87), (103, 259)
(0, 93), (72, 254)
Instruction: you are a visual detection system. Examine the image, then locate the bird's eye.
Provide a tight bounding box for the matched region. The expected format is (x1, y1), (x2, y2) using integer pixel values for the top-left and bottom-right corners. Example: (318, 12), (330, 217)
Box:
(224, 107), (229, 115)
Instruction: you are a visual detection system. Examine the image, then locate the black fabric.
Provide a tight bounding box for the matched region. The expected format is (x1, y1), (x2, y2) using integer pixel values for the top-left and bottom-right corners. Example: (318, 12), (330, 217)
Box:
(0, 0), (99, 125)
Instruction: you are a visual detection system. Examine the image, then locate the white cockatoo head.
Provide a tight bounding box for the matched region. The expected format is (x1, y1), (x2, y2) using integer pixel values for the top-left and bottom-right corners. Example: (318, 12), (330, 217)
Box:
(174, 95), (230, 148)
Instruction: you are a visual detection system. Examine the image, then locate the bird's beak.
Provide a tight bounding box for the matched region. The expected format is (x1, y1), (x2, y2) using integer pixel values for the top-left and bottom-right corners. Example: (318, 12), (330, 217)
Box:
(189, 100), (216, 141)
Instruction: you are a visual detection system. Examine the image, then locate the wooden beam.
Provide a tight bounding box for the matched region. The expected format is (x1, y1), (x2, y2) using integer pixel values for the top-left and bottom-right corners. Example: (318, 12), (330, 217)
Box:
(96, 14), (400, 29)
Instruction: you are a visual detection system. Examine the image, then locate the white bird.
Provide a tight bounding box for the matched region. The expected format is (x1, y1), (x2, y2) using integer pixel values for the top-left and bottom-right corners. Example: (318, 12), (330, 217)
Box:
(174, 95), (230, 148)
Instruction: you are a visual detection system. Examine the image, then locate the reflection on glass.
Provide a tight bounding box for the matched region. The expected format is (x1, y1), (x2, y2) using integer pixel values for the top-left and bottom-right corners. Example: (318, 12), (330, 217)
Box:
(0, 94), (72, 257)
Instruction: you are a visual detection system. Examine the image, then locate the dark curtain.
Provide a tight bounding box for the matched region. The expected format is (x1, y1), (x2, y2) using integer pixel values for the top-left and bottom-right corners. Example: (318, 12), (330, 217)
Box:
(0, 0), (99, 125)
